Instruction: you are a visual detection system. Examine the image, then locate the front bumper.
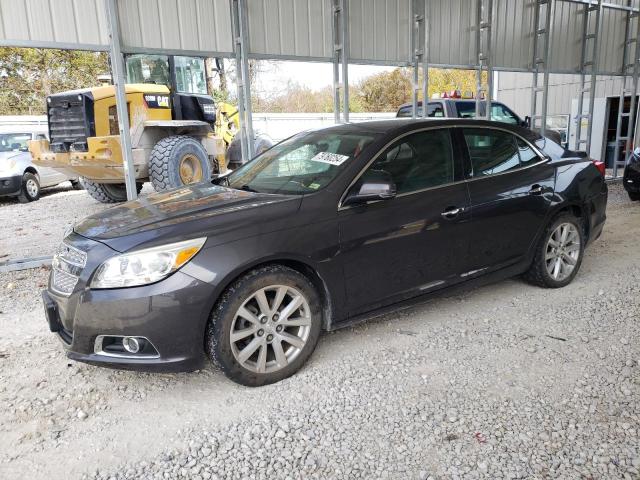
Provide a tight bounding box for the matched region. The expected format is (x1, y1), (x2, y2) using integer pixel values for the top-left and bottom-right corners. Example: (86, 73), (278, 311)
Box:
(43, 269), (216, 373)
(0, 175), (22, 196)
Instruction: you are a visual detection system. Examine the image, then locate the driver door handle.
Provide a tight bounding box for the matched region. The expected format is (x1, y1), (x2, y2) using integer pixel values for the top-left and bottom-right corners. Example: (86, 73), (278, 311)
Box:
(441, 206), (465, 219)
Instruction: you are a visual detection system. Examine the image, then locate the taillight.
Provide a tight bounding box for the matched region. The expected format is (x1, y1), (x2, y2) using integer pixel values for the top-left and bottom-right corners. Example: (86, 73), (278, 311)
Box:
(592, 160), (605, 177)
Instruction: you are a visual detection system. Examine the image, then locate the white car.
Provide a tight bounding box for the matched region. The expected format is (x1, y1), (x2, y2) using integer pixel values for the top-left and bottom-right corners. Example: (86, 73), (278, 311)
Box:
(0, 129), (80, 202)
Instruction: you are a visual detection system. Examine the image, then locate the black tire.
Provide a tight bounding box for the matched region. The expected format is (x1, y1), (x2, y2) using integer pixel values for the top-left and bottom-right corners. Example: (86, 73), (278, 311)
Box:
(149, 136), (211, 192)
(226, 134), (274, 170)
(206, 265), (322, 387)
(254, 134), (274, 156)
(70, 179), (84, 190)
(628, 191), (640, 201)
(523, 213), (585, 288)
(17, 172), (40, 203)
(81, 179), (143, 203)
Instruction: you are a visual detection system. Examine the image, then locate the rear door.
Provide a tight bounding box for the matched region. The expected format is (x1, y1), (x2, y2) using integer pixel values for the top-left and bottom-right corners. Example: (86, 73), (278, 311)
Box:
(460, 127), (555, 273)
(338, 127), (471, 316)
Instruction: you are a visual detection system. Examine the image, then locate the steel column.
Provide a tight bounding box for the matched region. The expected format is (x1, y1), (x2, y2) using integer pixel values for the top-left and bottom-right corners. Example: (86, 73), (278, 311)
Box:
(411, 0), (426, 119)
(475, 0), (494, 119)
(422, 0), (430, 118)
(530, 0), (554, 136)
(232, 0), (254, 162)
(332, 0), (349, 123)
(105, 0), (137, 201)
(574, 0), (603, 154)
(613, 3), (640, 177)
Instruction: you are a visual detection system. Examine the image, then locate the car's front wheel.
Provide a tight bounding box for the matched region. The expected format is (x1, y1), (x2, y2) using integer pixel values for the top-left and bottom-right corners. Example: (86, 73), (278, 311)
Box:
(206, 265), (322, 386)
(628, 191), (640, 201)
(524, 213), (585, 288)
(17, 172), (40, 203)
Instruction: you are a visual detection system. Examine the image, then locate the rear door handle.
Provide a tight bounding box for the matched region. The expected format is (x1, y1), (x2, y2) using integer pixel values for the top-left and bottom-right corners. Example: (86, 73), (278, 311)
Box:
(529, 184), (544, 195)
(441, 206), (465, 219)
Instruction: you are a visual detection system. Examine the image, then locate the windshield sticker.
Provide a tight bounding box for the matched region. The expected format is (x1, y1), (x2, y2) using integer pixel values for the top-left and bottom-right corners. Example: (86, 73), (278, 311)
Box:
(308, 182), (321, 190)
(310, 151), (350, 166)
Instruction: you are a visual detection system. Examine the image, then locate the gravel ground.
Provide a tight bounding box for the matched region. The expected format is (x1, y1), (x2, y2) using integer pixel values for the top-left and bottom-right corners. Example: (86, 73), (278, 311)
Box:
(0, 182), (155, 262)
(0, 182), (638, 480)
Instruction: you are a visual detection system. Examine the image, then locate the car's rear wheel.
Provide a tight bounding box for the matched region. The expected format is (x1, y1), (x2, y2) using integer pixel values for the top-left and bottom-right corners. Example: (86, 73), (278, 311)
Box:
(524, 213), (585, 288)
(628, 191), (640, 201)
(206, 265), (322, 386)
(17, 172), (40, 203)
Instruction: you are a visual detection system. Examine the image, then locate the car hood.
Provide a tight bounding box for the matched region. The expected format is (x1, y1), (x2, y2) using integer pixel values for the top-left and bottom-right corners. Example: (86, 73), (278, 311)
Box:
(73, 183), (301, 251)
(0, 151), (26, 162)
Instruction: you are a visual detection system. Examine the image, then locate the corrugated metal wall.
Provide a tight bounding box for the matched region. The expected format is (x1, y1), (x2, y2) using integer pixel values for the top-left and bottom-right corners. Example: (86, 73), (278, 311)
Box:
(0, 0), (108, 48)
(118, 0), (233, 55)
(0, 0), (636, 75)
(427, 0), (478, 67)
(348, 0), (412, 64)
(495, 71), (634, 116)
(247, 0), (333, 59)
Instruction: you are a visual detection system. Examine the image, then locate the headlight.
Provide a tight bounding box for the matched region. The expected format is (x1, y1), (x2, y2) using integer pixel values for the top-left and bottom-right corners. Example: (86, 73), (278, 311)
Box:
(0, 159), (16, 173)
(90, 238), (206, 289)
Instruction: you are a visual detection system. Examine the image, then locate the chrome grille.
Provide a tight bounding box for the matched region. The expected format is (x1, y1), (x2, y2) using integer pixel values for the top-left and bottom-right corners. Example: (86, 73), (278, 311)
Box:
(56, 242), (87, 267)
(51, 242), (87, 296)
(52, 269), (79, 296)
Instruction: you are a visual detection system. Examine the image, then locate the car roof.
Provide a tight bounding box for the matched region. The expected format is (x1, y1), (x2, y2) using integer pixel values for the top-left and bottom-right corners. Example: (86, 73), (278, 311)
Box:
(318, 118), (540, 142)
(397, 99), (504, 109)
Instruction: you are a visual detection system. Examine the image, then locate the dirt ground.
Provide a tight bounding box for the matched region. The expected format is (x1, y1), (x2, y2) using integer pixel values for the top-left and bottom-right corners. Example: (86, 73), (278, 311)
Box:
(0, 182), (638, 479)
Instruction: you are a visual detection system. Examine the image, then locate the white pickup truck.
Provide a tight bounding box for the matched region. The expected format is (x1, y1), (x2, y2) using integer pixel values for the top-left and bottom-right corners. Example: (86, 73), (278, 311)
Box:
(0, 120), (80, 202)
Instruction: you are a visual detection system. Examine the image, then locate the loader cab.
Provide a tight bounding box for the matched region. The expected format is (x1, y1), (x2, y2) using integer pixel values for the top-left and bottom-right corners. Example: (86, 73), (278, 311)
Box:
(125, 54), (215, 124)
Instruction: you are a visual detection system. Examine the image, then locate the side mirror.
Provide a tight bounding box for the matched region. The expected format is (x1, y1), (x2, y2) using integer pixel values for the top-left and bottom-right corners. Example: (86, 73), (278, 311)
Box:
(343, 170), (396, 206)
(523, 116), (531, 128)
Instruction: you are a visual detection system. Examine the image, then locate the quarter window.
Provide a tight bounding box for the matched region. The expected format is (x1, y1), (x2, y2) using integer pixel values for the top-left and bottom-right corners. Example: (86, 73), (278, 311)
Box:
(364, 129), (454, 194)
(463, 128), (540, 177)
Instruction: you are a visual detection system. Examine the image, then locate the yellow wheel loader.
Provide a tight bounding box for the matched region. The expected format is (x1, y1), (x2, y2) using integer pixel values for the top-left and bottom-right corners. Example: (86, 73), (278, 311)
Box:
(29, 54), (265, 203)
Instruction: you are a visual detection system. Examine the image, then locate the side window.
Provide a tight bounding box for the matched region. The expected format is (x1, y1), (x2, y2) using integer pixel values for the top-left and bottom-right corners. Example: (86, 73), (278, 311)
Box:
(463, 129), (541, 177)
(427, 103), (445, 117)
(517, 138), (540, 165)
(35, 134), (47, 140)
(365, 129), (454, 194)
(490, 104), (519, 124)
(396, 106), (412, 118)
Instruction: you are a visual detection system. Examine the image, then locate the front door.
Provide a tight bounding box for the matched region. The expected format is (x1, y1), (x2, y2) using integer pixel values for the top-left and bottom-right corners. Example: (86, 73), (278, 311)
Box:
(461, 127), (555, 273)
(338, 128), (471, 316)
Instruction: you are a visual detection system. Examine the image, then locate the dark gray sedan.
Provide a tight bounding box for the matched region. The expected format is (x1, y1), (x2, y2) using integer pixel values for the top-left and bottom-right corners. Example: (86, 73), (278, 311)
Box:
(42, 119), (607, 386)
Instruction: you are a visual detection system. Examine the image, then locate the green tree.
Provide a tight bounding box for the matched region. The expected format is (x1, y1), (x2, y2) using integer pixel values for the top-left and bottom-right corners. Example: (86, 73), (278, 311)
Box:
(356, 68), (413, 112)
(0, 48), (109, 115)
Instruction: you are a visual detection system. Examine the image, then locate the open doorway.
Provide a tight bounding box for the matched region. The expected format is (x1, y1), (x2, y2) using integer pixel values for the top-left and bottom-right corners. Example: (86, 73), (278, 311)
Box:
(603, 95), (639, 168)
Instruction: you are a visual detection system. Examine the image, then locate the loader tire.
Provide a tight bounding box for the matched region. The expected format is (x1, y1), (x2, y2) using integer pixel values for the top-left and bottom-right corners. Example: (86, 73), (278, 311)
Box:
(81, 179), (142, 203)
(149, 136), (211, 192)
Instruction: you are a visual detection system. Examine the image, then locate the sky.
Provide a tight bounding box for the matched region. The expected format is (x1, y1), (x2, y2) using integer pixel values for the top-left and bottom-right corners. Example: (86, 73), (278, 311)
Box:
(253, 61), (396, 95)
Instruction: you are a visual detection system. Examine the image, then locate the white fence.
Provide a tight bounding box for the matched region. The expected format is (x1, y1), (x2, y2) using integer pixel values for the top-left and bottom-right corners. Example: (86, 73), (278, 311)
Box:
(0, 113), (396, 141)
(253, 112), (396, 141)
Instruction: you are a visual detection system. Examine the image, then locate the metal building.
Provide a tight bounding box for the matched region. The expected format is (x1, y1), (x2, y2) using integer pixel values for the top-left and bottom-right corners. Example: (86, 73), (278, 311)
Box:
(0, 0), (638, 199)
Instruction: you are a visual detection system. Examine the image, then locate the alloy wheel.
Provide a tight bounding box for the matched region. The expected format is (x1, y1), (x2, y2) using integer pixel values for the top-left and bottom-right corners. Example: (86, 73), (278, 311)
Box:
(545, 222), (581, 281)
(230, 285), (312, 374)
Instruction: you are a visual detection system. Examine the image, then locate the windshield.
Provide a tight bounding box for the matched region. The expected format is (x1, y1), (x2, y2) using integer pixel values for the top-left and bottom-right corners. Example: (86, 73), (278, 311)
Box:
(175, 56), (207, 95)
(0, 133), (31, 152)
(227, 131), (376, 195)
(126, 54), (170, 87)
(455, 101), (520, 124)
